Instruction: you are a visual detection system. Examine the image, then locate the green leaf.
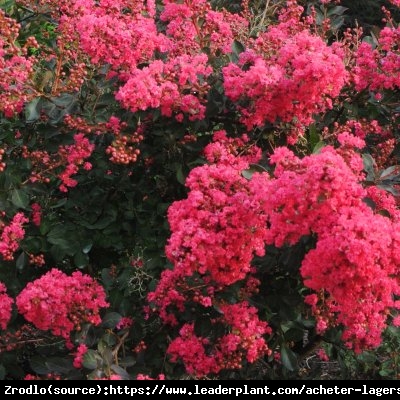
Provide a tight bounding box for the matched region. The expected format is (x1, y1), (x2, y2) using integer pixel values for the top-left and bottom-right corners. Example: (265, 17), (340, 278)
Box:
(241, 164), (268, 180)
(30, 356), (50, 375)
(176, 165), (186, 185)
(45, 357), (73, 374)
(362, 153), (376, 181)
(82, 242), (93, 254)
(280, 346), (298, 372)
(380, 165), (399, 180)
(101, 268), (114, 290)
(79, 215), (116, 230)
(232, 40), (245, 56)
(50, 198), (68, 209)
(0, 0), (16, 12)
(15, 252), (27, 271)
(110, 364), (131, 380)
(119, 356), (136, 368)
(313, 141), (325, 154)
(102, 332), (117, 347)
(230, 40), (245, 63)
(194, 317), (212, 337)
(82, 350), (101, 370)
(308, 124), (320, 149)
(97, 344), (113, 366)
(101, 312), (122, 329)
(10, 188), (29, 209)
(327, 5), (348, 17)
(25, 98), (42, 123)
(0, 365), (5, 380)
(74, 251), (89, 269)
(379, 368), (394, 377)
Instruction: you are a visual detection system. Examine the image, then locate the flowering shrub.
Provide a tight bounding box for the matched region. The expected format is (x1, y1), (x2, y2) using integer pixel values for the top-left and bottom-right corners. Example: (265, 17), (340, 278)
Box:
(0, 0), (399, 380)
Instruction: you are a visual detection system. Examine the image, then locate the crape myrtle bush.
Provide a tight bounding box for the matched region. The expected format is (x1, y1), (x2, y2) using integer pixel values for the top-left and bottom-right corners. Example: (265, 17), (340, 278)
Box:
(0, 0), (400, 380)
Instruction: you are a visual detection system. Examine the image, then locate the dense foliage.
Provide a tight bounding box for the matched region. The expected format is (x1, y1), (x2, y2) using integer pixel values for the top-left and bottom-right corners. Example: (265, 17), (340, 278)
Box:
(0, 0), (400, 380)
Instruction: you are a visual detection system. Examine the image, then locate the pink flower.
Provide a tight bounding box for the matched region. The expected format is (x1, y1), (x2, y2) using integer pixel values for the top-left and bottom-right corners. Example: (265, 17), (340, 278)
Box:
(73, 344), (88, 369)
(0, 213), (29, 261)
(31, 203), (42, 227)
(0, 282), (13, 330)
(136, 374), (165, 380)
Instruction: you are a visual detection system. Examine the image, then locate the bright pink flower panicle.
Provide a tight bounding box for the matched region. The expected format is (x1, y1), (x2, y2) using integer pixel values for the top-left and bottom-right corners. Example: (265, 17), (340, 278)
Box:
(58, 133), (95, 192)
(0, 213), (29, 261)
(0, 282), (13, 330)
(16, 269), (109, 342)
(167, 302), (270, 377)
(165, 132), (268, 286)
(0, 10), (37, 117)
(355, 26), (400, 92)
(223, 18), (347, 134)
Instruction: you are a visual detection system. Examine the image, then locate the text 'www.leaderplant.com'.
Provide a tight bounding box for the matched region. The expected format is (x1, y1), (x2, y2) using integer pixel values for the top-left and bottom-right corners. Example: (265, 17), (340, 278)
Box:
(4, 385), (400, 396)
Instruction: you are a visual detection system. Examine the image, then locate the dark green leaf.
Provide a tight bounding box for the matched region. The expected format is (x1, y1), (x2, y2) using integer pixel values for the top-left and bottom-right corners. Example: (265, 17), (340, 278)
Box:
(232, 40), (245, 56)
(194, 317), (212, 337)
(82, 350), (101, 370)
(176, 165), (186, 185)
(110, 364), (131, 380)
(98, 344), (113, 366)
(281, 346), (298, 372)
(379, 368), (394, 377)
(45, 357), (73, 374)
(101, 312), (122, 329)
(30, 357), (50, 374)
(327, 5), (348, 16)
(362, 154), (376, 181)
(10, 188), (29, 209)
(79, 215), (116, 230)
(74, 251), (89, 269)
(119, 356), (136, 368)
(15, 252), (26, 271)
(0, 365), (4, 380)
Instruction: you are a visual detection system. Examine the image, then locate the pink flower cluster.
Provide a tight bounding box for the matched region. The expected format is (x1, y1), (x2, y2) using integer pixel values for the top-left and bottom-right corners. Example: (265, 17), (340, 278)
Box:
(388, 0), (400, 8)
(64, 0), (164, 72)
(31, 203), (42, 227)
(161, 0), (247, 56)
(73, 343), (88, 368)
(355, 26), (400, 93)
(115, 54), (212, 121)
(167, 301), (271, 377)
(260, 145), (400, 352)
(58, 133), (95, 192)
(0, 10), (38, 117)
(165, 131), (267, 286)
(0, 282), (13, 330)
(0, 212), (29, 261)
(136, 373), (165, 380)
(222, 6), (347, 135)
(16, 268), (109, 344)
